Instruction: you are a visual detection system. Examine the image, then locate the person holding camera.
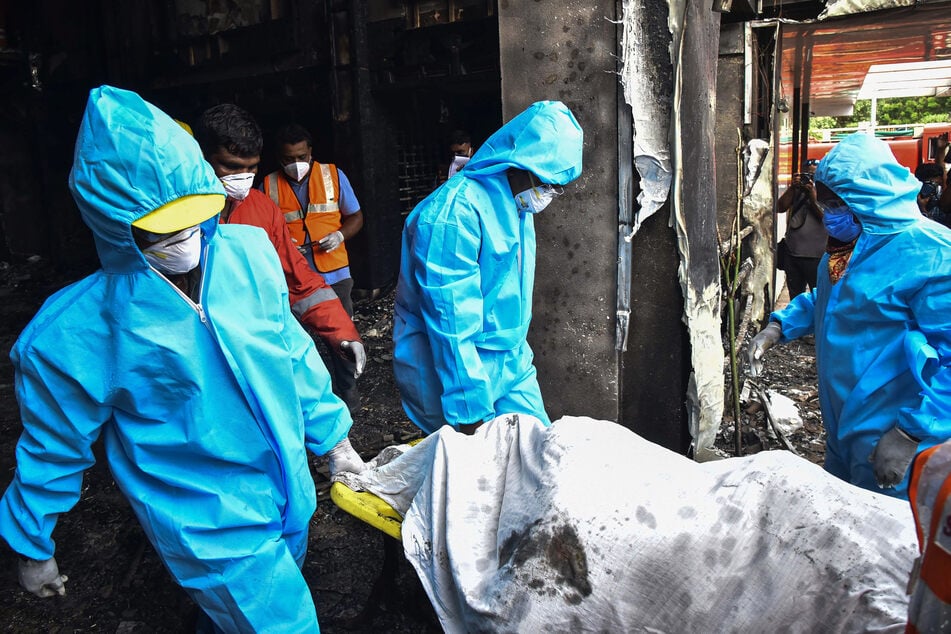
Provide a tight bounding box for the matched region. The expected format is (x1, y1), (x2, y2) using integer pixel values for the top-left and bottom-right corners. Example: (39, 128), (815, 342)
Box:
(776, 158), (826, 298)
(915, 132), (949, 227)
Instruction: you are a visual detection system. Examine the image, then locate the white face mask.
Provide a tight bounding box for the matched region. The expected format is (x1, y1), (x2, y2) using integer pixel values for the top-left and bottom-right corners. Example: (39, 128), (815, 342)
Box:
(447, 155), (470, 179)
(283, 161), (311, 181)
(220, 172), (255, 201)
(142, 227), (202, 275)
(514, 184), (563, 214)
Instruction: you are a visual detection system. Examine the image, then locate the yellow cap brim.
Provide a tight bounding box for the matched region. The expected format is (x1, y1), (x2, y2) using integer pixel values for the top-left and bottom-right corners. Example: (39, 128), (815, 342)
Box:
(132, 194), (225, 234)
(174, 119), (194, 136)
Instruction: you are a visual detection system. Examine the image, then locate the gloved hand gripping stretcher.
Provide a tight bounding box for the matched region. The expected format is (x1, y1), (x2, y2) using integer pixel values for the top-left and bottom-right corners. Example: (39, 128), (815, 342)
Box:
(330, 443), (415, 541)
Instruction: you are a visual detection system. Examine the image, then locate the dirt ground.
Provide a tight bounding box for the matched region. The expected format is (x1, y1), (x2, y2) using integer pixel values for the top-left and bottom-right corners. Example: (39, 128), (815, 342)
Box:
(720, 289), (825, 468)
(0, 257), (821, 633)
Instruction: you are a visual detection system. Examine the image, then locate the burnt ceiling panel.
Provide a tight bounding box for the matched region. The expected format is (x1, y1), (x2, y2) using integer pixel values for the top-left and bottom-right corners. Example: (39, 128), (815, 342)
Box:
(781, 4), (951, 116)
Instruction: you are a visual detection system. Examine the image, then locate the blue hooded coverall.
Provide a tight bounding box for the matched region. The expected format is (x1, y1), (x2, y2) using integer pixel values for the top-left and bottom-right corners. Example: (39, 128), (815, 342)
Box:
(772, 133), (951, 499)
(0, 86), (350, 632)
(393, 101), (583, 434)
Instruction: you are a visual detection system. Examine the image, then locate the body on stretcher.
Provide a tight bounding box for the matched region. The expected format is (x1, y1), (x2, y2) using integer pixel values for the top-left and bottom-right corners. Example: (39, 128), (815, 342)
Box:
(326, 416), (920, 632)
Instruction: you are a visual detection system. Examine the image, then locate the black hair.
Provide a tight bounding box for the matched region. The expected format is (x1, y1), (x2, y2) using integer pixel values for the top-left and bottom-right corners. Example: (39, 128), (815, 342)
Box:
(448, 129), (471, 145)
(915, 162), (944, 182)
(274, 124), (313, 150)
(195, 104), (263, 158)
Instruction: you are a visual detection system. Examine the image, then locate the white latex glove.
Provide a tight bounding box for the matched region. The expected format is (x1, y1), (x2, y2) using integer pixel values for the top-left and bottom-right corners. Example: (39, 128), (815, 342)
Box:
(869, 426), (919, 488)
(747, 322), (783, 377)
(327, 437), (367, 476)
(318, 230), (344, 252)
(339, 340), (366, 378)
(18, 556), (67, 598)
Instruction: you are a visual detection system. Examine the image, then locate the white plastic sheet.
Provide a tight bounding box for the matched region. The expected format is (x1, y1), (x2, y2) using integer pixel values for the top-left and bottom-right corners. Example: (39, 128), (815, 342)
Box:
(338, 415), (916, 632)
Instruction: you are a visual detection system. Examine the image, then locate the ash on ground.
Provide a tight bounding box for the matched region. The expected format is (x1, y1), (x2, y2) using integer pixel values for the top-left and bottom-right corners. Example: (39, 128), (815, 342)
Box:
(718, 335), (824, 466)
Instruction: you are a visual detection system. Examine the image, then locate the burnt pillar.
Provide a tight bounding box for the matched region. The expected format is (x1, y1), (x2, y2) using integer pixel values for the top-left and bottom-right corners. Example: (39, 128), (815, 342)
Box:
(498, 1), (620, 424)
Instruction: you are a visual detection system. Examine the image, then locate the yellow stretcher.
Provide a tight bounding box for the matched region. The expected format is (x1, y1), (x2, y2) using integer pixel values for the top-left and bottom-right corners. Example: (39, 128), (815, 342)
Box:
(329, 481), (404, 540)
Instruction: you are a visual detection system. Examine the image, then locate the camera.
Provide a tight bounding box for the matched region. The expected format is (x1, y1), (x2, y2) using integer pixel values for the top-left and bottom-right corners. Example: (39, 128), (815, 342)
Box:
(920, 181), (939, 199)
(794, 172), (813, 186)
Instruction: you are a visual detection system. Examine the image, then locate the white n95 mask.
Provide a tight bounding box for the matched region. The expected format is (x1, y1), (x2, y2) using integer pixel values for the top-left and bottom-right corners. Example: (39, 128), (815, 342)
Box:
(142, 227), (202, 275)
(220, 172), (255, 200)
(447, 155), (470, 178)
(514, 184), (563, 214)
(283, 161), (311, 181)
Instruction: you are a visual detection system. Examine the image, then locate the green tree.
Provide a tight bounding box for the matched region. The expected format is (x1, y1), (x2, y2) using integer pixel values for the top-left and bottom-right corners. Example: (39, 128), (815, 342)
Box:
(807, 96), (951, 138)
(827, 96), (951, 128)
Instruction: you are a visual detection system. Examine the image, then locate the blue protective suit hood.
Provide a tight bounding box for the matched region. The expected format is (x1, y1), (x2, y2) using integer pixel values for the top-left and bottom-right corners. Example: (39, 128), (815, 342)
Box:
(814, 133), (921, 234)
(393, 101), (583, 433)
(68, 85), (225, 272)
(463, 100), (583, 185)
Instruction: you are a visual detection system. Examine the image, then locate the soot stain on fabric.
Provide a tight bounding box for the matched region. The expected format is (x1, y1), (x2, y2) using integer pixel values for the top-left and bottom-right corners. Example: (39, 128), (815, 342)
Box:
(636, 505), (657, 529)
(499, 521), (593, 602)
(499, 519), (544, 568)
(816, 525), (840, 550)
(565, 592), (583, 605)
(719, 504), (744, 524)
(546, 524), (592, 598)
(436, 549), (450, 571)
(671, 533), (692, 552)
(678, 506), (697, 519)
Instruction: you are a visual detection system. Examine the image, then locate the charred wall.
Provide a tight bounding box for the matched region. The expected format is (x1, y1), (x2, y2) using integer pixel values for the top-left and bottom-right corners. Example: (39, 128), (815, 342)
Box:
(0, 1), (107, 272)
(0, 0), (503, 291)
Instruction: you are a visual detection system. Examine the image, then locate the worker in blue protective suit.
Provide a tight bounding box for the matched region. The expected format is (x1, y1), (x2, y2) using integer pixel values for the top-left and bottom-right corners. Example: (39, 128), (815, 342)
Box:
(747, 132), (951, 500)
(393, 101), (583, 435)
(0, 86), (366, 633)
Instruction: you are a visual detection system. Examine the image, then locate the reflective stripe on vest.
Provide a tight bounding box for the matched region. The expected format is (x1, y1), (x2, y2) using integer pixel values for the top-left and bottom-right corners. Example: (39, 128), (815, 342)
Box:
(318, 163), (336, 203)
(920, 457), (951, 602)
(283, 204), (339, 223)
(266, 172), (282, 208)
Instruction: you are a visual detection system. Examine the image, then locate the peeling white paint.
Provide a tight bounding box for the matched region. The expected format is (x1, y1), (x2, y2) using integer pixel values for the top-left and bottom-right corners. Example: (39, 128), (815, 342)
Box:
(620, 0), (725, 459)
(619, 0), (673, 237)
(741, 138), (775, 323)
(681, 281), (725, 460)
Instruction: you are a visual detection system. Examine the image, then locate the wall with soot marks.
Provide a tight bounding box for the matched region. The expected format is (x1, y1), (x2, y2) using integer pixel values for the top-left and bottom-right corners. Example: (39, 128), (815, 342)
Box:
(498, 1), (621, 424)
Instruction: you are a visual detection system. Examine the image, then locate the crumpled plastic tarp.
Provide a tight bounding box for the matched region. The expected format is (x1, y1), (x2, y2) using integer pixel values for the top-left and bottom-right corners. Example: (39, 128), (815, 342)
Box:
(336, 415), (916, 633)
